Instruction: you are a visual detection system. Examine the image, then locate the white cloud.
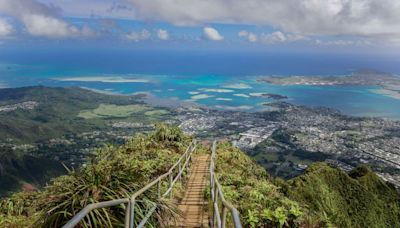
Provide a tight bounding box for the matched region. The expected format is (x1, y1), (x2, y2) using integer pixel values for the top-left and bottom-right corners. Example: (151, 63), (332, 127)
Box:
(260, 31), (305, 44)
(0, 18), (13, 37)
(0, 0), (93, 38)
(23, 14), (78, 37)
(157, 29), (169, 40)
(315, 39), (372, 46)
(238, 30), (257, 42)
(128, 0), (400, 39)
(124, 29), (150, 41)
(203, 27), (223, 41)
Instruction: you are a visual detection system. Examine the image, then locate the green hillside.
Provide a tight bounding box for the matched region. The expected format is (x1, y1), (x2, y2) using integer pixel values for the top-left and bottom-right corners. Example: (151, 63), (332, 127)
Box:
(0, 86), (173, 197)
(0, 86), (145, 143)
(1, 127), (399, 227)
(286, 163), (400, 227)
(0, 125), (191, 227)
(0, 145), (65, 196)
(215, 142), (400, 227)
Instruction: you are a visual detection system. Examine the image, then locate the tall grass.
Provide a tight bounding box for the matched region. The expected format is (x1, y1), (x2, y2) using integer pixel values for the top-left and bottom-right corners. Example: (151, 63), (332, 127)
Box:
(214, 141), (305, 227)
(0, 124), (191, 227)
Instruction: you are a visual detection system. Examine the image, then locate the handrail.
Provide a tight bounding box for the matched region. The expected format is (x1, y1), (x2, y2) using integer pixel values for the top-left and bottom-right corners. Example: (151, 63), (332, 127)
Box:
(63, 139), (197, 228)
(210, 141), (243, 228)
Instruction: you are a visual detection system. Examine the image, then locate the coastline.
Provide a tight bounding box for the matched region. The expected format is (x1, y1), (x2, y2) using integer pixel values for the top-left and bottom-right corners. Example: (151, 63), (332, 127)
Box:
(370, 88), (400, 101)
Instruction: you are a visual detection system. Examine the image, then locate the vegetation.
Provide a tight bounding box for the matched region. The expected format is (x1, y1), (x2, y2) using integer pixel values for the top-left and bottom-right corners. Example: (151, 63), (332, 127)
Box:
(0, 86), (171, 143)
(0, 86), (174, 196)
(0, 124), (191, 227)
(215, 141), (400, 227)
(0, 146), (65, 197)
(286, 163), (400, 227)
(78, 104), (158, 119)
(214, 141), (305, 227)
(1, 116), (399, 227)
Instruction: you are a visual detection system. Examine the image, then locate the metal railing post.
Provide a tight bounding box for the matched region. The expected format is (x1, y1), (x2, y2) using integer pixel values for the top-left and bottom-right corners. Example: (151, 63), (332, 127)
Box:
(124, 202), (131, 228)
(129, 198), (135, 228)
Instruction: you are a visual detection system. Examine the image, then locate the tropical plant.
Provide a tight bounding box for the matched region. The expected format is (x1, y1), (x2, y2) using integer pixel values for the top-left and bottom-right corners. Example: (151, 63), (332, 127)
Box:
(0, 124), (191, 227)
(214, 141), (305, 227)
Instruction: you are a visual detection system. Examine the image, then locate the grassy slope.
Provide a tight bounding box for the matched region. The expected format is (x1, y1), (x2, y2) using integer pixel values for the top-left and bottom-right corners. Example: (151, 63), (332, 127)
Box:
(216, 142), (400, 227)
(286, 163), (400, 228)
(214, 142), (304, 227)
(0, 125), (191, 227)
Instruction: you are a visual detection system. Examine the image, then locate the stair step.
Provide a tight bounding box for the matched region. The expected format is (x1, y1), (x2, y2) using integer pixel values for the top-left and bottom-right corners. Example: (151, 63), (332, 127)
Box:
(172, 155), (210, 227)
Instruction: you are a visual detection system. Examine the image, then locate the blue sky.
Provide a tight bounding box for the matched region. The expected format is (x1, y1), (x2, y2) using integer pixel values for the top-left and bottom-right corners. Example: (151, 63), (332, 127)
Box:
(0, 0), (400, 55)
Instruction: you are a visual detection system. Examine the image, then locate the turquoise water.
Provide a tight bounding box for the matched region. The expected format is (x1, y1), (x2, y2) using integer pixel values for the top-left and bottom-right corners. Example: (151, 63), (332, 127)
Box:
(1, 64), (400, 119)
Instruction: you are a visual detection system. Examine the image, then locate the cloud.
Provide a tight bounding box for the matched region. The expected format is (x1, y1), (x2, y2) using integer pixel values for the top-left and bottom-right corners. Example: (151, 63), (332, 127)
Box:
(157, 29), (169, 40)
(128, 0), (400, 39)
(238, 30), (305, 44)
(203, 27), (223, 41)
(238, 30), (257, 42)
(39, 0), (136, 20)
(124, 29), (150, 41)
(260, 31), (305, 44)
(0, 0), (93, 38)
(261, 31), (287, 44)
(0, 18), (13, 37)
(23, 14), (78, 37)
(315, 39), (372, 46)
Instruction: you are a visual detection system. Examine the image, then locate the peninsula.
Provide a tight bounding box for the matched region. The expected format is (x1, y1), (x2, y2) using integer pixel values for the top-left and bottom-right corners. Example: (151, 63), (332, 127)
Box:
(258, 69), (400, 100)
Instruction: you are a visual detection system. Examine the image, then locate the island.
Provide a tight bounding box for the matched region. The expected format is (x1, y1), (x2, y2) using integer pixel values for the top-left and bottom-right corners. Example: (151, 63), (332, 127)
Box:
(258, 69), (400, 100)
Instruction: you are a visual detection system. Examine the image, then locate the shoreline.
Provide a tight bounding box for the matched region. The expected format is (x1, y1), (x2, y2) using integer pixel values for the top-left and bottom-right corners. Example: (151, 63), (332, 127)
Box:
(370, 88), (400, 101)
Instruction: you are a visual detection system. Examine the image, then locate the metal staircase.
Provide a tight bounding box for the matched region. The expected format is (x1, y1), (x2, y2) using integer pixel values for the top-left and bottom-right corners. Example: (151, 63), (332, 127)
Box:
(63, 140), (242, 228)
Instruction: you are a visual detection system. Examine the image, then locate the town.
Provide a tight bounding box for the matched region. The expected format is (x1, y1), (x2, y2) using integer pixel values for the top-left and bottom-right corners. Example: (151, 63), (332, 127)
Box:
(2, 100), (400, 188)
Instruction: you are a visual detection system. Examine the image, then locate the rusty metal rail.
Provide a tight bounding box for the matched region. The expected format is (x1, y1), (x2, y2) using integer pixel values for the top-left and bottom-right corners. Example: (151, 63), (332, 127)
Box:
(210, 141), (242, 228)
(63, 140), (197, 228)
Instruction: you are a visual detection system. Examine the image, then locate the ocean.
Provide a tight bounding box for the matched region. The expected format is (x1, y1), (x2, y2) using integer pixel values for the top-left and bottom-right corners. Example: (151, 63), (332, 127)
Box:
(0, 48), (400, 119)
